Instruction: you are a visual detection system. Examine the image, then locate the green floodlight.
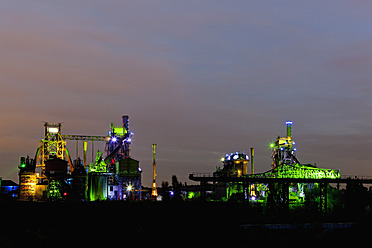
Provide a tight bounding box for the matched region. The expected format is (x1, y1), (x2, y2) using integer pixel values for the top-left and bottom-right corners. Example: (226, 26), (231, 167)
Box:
(19, 157), (26, 169)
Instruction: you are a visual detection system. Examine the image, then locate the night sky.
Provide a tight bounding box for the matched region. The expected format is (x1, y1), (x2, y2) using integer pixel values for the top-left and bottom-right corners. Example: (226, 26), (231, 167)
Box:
(1, 1), (372, 186)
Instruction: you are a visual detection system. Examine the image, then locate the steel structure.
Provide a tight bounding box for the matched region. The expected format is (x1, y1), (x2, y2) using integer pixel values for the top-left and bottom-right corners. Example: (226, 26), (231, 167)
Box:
(18, 116), (141, 202)
(34, 123), (73, 174)
(62, 135), (108, 141)
(264, 121), (340, 180)
(61, 135), (108, 168)
(270, 121), (300, 167)
(18, 123), (74, 200)
(189, 173), (372, 184)
(88, 115), (141, 201)
(192, 121), (341, 212)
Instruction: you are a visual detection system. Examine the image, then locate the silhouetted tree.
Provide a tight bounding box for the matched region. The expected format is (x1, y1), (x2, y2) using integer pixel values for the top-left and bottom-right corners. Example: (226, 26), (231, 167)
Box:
(161, 181), (170, 202)
(345, 181), (368, 216)
(171, 175), (182, 201)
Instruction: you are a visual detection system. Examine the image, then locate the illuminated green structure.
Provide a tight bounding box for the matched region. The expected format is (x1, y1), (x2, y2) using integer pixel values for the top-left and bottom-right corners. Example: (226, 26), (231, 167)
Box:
(216, 121), (340, 207)
(257, 163), (340, 180)
(87, 116), (141, 201)
(47, 180), (62, 201)
(257, 121), (340, 181)
(18, 116), (141, 202)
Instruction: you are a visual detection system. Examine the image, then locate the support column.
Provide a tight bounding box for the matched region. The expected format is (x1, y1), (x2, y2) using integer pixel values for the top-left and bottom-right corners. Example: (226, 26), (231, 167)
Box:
(200, 181), (207, 201)
(319, 182), (328, 215)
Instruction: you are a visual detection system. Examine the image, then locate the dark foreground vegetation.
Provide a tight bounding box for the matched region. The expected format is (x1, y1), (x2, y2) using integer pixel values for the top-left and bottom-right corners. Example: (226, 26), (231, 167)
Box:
(1, 200), (372, 247)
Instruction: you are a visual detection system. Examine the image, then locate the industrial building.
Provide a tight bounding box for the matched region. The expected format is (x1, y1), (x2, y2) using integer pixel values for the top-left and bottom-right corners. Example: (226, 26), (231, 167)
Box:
(18, 115), (141, 201)
(192, 121), (341, 206)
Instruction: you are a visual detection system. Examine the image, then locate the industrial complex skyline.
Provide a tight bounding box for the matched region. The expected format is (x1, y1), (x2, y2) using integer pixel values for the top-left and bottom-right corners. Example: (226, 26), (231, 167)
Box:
(1, 1), (372, 186)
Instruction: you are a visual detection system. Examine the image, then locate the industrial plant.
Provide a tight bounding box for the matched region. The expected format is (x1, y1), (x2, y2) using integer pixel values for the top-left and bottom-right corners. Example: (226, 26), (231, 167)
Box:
(1, 118), (370, 248)
(17, 115), (142, 201)
(1, 116), (371, 217)
(192, 121), (341, 210)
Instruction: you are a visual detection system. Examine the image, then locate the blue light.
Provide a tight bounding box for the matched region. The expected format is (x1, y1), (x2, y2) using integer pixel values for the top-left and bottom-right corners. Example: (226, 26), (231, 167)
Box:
(286, 121), (293, 125)
(111, 137), (117, 142)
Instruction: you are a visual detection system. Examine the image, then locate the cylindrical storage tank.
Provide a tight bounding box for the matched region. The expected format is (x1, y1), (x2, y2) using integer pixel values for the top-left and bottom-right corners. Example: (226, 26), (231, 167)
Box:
(242, 161), (248, 175)
(88, 172), (109, 201)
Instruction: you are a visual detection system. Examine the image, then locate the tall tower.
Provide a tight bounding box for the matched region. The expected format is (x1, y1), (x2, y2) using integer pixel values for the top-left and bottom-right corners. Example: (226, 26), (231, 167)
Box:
(151, 144), (158, 198)
(36, 123), (72, 175)
(105, 115), (133, 165)
(270, 121), (299, 167)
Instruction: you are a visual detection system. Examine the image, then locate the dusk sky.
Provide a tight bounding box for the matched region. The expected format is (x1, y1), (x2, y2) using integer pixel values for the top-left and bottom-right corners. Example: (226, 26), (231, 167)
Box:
(1, 1), (372, 186)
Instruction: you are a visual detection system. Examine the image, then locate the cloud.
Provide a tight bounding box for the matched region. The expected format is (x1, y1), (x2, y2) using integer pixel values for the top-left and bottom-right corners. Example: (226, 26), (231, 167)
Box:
(1, 0), (372, 185)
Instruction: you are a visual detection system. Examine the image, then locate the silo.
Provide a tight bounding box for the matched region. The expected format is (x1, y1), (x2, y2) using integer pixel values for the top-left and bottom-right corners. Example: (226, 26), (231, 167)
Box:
(88, 172), (111, 201)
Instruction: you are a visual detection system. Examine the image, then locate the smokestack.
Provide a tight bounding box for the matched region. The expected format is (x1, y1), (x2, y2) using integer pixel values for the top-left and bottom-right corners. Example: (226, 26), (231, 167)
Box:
(83, 141), (88, 167)
(286, 121), (293, 139)
(250, 147), (254, 174)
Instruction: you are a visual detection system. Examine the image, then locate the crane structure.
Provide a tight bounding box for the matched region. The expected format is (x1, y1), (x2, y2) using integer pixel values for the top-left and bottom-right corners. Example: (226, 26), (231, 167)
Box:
(151, 144), (158, 198)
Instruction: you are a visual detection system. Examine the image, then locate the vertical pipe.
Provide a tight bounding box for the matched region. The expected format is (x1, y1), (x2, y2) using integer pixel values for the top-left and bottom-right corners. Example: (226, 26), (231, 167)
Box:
(286, 121), (293, 139)
(76, 140), (79, 159)
(91, 141), (94, 164)
(250, 147), (254, 174)
(44, 122), (48, 136)
(83, 141), (88, 167)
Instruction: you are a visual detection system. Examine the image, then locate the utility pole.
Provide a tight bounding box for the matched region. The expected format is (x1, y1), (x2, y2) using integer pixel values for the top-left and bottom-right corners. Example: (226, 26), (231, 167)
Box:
(151, 144), (158, 198)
